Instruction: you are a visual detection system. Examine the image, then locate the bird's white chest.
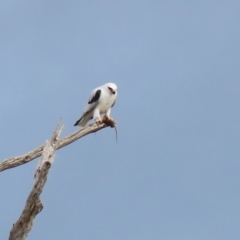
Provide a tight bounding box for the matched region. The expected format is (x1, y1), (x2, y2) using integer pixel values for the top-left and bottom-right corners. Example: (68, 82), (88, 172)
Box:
(98, 93), (116, 113)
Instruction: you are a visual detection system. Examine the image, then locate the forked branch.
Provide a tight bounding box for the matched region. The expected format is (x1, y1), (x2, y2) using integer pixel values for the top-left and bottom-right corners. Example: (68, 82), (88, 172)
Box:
(0, 120), (113, 172)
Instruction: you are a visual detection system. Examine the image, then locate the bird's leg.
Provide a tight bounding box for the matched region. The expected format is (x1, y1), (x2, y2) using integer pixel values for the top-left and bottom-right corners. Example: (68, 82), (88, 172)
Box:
(93, 108), (103, 124)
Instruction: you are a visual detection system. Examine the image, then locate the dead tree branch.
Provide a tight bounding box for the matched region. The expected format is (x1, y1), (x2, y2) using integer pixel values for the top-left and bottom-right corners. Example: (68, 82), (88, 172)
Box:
(8, 123), (63, 240)
(0, 120), (112, 172)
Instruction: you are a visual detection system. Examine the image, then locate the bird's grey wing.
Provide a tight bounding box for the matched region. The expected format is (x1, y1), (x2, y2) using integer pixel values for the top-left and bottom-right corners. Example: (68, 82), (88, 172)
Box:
(88, 89), (101, 104)
(74, 110), (93, 126)
(74, 88), (102, 127)
(82, 88), (101, 113)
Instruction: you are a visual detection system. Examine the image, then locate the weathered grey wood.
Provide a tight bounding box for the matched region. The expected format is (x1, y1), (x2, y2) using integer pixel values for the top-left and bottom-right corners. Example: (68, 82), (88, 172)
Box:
(8, 124), (63, 240)
(0, 121), (111, 172)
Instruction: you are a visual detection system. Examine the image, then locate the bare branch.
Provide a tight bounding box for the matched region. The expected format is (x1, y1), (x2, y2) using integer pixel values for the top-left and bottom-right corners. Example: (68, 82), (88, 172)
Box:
(0, 121), (110, 172)
(8, 123), (63, 240)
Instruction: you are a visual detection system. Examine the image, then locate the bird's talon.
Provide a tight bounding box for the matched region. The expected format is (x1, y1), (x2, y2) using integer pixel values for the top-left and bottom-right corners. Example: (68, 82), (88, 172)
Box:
(95, 119), (103, 124)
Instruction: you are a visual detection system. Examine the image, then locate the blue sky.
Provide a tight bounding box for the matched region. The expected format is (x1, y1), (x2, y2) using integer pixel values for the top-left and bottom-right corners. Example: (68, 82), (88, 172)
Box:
(1, 1), (240, 239)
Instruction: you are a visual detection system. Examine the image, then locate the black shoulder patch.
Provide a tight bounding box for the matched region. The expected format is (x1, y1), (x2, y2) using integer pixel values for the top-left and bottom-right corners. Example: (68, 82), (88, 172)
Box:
(88, 89), (101, 104)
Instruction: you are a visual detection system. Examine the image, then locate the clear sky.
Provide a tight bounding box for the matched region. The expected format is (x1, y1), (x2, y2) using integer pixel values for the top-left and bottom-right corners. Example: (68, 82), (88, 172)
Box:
(1, 1), (240, 240)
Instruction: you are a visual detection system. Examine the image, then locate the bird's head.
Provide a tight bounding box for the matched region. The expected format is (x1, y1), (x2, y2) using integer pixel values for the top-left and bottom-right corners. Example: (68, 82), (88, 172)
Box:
(106, 83), (117, 95)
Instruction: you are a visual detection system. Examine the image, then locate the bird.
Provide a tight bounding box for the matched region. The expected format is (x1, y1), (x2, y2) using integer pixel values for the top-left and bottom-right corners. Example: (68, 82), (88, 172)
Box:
(74, 83), (117, 127)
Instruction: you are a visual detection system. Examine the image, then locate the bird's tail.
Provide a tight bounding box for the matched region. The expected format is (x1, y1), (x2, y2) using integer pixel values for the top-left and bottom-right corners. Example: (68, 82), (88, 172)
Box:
(74, 113), (91, 127)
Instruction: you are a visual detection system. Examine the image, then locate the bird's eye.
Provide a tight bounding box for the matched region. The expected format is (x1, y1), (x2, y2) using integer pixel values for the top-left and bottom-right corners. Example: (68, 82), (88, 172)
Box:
(108, 86), (115, 94)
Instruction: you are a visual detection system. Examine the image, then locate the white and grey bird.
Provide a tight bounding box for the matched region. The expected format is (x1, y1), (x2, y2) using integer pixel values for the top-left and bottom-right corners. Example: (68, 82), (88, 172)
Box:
(74, 83), (118, 127)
